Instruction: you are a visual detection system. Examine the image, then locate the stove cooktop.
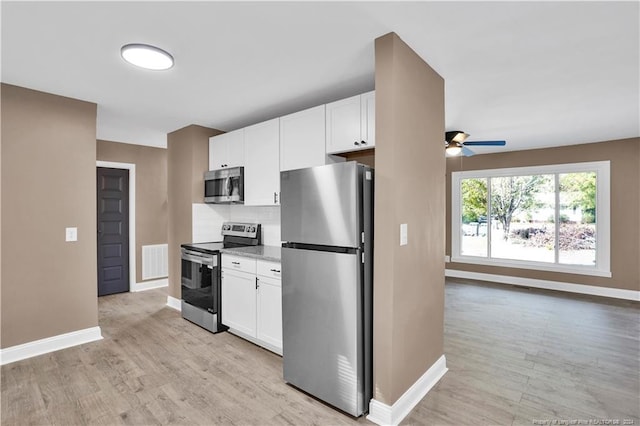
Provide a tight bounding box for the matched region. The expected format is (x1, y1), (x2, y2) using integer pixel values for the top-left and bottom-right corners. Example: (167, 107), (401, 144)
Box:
(181, 241), (256, 254)
(182, 221), (261, 255)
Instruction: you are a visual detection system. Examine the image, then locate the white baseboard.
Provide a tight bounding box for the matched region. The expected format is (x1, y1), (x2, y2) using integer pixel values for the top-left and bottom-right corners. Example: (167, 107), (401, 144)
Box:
(445, 269), (640, 301)
(227, 328), (283, 356)
(131, 278), (168, 292)
(0, 326), (103, 366)
(166, 295), (182, 311)
(367, 355), (447, 426)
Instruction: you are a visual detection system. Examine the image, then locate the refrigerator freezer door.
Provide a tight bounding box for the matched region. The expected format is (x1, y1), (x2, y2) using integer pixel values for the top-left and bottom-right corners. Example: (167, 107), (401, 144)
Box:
(281, 162), (360, 248)
(282, 246), (364, 416)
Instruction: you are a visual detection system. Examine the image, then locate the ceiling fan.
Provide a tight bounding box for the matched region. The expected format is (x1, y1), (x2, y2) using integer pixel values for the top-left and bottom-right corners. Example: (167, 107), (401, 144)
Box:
(445, 130), (506, 156)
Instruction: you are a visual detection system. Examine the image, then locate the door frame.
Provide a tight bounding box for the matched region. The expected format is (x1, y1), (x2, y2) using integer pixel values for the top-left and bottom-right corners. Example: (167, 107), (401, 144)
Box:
(96, 161), (136, 291)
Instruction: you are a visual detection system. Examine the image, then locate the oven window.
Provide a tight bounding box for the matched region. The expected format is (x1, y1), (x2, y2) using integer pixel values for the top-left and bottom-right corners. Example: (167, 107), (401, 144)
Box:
(181, 260), (218, 313)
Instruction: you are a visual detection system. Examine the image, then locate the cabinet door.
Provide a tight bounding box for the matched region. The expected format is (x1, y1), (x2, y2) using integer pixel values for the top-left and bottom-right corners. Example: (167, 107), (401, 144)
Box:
(221, 269), (257, 337)
(244, 118), (280, 206)
(325, 94), (362, 154)
(361, 91), (375, 149)
(209, 133), (228, 170)
(257, 276), (282, 352)
(226, 128), (245, 168)
(209, 129), (244, 170)
(280, 105), (326, 171)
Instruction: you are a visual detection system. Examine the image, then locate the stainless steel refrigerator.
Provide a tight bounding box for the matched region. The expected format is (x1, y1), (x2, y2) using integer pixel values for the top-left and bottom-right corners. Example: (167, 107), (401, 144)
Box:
(280, 161), (373, 417)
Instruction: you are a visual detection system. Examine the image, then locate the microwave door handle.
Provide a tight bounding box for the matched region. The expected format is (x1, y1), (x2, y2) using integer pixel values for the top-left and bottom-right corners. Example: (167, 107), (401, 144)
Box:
(226, 177), (232, 196)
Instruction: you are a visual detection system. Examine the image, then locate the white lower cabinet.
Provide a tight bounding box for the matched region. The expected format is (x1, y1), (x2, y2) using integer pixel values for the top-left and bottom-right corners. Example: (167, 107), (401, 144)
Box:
(221, 255), (282, 355)
(221, 268), (257, 337)
(256, 275), (282, 350)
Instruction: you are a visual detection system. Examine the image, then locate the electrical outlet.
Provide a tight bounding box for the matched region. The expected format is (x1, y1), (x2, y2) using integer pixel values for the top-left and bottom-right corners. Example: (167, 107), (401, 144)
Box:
(65, 227), (77, 242)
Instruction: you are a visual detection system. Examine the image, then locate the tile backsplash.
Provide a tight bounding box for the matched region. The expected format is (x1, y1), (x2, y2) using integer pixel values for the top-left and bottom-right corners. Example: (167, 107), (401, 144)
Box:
(192, 203), (281, 246)
(192, 203), (229, 243)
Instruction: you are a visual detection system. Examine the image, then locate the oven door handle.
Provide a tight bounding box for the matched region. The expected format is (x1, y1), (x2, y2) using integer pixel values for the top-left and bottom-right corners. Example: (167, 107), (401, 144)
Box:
(181, 251), (215, 267)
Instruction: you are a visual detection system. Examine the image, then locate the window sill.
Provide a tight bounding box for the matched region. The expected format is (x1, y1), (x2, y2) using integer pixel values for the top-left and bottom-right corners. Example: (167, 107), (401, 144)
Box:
(449, 256), (612, 278)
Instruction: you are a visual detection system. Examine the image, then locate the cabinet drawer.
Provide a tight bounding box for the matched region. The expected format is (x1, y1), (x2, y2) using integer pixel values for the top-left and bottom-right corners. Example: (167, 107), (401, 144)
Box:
(257, 260), (281, 280)
(222, 255), (256, 274)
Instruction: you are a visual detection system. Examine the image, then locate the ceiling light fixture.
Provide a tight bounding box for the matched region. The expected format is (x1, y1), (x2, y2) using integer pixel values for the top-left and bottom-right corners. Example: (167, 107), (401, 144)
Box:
(121, 43), (174, 70)
(445, 141), (463, 156)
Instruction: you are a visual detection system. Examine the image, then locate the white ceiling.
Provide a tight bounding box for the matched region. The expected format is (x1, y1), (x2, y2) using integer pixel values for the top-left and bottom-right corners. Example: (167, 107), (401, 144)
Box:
(2, 2), (639, 153)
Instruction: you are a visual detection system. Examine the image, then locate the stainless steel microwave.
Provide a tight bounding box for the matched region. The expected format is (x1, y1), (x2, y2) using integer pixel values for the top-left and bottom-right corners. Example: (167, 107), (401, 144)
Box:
(204, 167), (244, 204)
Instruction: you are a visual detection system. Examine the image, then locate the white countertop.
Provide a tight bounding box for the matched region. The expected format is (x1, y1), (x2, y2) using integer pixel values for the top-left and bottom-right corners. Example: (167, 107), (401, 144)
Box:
(219, 245), (281, 263)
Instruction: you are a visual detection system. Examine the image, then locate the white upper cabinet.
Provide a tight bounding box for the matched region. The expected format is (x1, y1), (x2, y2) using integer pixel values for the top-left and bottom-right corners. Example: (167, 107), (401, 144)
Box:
(208, 128), (245, 170)
(361, 91), (376, 150)
(244, 118), (280, 206)
(325, 90), (375, 154)
(280, 105), (326, 172)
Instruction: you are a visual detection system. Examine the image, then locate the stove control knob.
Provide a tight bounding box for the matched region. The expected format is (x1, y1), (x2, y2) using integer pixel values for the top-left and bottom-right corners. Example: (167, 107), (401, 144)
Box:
(249, 226), (255, 232)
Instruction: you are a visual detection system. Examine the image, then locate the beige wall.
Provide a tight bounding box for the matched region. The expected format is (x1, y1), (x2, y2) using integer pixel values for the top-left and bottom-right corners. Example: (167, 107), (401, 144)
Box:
(1, 84), (98, 348)
(96, 140), (168, 284)
(167, 125), (221, 299)
(446, 138), (640, 292)
(373, 33), (445, 405)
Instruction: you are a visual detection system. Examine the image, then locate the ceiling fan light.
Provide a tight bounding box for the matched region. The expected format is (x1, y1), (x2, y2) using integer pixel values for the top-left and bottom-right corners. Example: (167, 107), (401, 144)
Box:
(121, 43), (174, 70)
(446, 142), (463, 156)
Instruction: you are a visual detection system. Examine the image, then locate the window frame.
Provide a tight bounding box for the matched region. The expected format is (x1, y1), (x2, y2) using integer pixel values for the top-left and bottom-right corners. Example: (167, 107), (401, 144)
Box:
(451, 161), (611, 277)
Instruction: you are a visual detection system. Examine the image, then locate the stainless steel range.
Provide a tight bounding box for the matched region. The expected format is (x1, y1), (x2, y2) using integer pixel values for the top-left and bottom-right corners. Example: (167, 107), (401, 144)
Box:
(180, 222), (261, 333)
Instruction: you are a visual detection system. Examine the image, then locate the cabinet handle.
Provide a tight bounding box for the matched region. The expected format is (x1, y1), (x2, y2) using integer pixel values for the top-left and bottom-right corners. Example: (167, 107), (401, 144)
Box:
(354, 141), (360, 146)
(256, 277), (259, 289)
(361, 140), (367, 145)
(270, 269), (281, 273)
(274, 192), (277, 204)
(232, 261), (240, 265)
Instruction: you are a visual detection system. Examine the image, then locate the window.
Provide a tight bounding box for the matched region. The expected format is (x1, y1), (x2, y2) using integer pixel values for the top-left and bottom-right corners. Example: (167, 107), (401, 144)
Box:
(451, 161), (610, 277)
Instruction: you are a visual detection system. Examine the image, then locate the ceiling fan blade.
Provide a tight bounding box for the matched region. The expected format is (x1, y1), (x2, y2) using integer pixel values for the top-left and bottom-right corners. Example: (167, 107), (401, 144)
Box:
(445, 130), (469, 144)
(463, 140), (506, 146)
(462, 146), (476, 157)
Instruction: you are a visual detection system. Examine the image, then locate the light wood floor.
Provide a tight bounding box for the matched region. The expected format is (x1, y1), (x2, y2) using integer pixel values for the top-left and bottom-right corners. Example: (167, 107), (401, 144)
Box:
(2, 279), (638, 425)
(403, 279), (640, 426)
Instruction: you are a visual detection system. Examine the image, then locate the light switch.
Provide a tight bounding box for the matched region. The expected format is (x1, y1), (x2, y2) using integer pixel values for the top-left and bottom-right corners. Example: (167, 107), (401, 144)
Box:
(400, 223), (408, 246)
(65, 227), (78, 242)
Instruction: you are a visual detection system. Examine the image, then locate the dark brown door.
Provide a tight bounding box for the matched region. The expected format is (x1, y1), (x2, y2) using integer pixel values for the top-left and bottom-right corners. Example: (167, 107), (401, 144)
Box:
(97, 167), (129, 296)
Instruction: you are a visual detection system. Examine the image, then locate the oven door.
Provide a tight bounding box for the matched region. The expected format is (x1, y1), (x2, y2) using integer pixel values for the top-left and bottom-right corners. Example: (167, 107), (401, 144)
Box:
(204, 167), (244, 204)
(181, 250), (218, 313)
